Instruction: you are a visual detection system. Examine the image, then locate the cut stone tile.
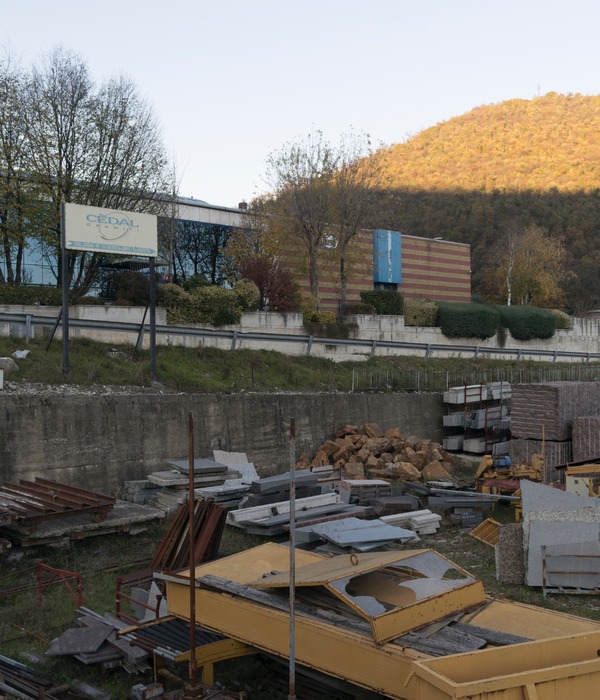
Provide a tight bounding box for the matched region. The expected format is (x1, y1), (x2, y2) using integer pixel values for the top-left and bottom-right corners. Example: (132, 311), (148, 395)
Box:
(47, 624), (112, 656)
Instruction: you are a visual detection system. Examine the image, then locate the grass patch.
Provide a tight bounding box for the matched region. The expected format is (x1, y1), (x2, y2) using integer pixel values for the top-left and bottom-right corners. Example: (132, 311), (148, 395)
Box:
(2, 334), (598, 395)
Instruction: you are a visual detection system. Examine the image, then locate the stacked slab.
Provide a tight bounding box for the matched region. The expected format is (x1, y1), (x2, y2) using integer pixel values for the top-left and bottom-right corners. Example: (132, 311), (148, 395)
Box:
(572, 416), (600, 462)
(510, 382), (600, 472)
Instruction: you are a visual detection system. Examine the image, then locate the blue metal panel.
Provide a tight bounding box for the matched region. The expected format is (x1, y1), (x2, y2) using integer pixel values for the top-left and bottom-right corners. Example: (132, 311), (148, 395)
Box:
(373, 230), (401, 284)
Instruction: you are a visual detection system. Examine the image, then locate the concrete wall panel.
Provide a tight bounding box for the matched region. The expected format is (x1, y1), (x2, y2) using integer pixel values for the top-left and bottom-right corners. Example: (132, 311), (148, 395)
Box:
(0, 392), (443, 495)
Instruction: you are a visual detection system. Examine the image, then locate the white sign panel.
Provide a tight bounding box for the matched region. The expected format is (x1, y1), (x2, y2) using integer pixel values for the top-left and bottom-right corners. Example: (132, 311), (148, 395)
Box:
(63, 202), (158, 257)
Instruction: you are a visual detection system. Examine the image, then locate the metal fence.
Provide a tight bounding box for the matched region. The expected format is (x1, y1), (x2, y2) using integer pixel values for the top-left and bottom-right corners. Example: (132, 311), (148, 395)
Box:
(351, 365), (600, 393)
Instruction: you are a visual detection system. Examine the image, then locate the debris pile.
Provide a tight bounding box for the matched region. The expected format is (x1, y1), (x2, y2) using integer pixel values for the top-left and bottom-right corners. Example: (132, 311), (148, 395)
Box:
(298, 423), (456, 484)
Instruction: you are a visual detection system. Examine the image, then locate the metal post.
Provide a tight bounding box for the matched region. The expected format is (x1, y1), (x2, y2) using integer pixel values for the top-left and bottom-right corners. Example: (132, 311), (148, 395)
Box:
(288, 418), (297, 700)
(60, 203), (70, 375)
(187, 411), (200, 695)
(149, 257), (157, 380)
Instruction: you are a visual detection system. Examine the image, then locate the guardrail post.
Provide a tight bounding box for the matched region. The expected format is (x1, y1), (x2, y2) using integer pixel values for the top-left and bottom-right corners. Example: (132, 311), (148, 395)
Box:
(370, 339), (377, 357)
(553, 350), (558, 363)
(305, 336), (313, 356)
(25, 314), (32, 343)
(231, 331), (238, 350)
(425, 344), (432, 359)
(474, 346), (479, 359)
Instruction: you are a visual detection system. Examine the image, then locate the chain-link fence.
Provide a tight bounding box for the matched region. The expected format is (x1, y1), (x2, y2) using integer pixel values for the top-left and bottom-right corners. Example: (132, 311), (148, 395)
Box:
(351, 365), (600, 393)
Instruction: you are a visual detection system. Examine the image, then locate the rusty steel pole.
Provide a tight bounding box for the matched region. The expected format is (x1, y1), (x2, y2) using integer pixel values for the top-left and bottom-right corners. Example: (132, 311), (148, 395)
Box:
(187, 411), (199, 695)
(288, 418), (297, 700)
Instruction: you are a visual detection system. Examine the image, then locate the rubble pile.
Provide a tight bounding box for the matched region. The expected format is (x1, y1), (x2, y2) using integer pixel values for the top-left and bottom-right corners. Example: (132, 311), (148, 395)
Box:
(298, 423), (456, 484)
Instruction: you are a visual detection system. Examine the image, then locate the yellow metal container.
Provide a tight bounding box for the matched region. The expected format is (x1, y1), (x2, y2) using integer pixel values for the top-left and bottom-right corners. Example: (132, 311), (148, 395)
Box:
(412, 630), (600, 699)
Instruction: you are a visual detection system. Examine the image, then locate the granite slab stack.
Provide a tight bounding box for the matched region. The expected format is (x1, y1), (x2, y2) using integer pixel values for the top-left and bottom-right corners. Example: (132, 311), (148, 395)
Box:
(572, 416), (600, 462)
(510, 382), (600, 474)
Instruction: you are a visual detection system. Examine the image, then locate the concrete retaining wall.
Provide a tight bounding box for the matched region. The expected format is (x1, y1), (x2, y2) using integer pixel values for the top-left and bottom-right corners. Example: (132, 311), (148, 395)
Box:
(0, 391), (443, 495)
(2, 308), (599, 360)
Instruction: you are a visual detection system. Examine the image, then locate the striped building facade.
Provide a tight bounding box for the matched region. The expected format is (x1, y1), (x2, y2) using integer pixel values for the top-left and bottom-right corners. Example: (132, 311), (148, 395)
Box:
(282, 228), (471, 311)
(381, 231), (471, 303)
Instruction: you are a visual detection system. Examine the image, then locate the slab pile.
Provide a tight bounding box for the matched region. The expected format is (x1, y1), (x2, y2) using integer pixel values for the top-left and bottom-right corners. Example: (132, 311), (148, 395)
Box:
(572, 416), (600, 462)
(380, 509), (442, 536)
(146, 458), (239, 513)
(299, 423), (455, 484)
(226, 491), (369, 536)
(511, 382), (600, 475)
(193, 450), (258, 508)
(0, 478), (164, 548)
(46, 607), (150, 673)
(520, 479), (600, 592)
(0, 653), (91, 700)
(296, 516), (418, 552)
(237, 470), (322, 509)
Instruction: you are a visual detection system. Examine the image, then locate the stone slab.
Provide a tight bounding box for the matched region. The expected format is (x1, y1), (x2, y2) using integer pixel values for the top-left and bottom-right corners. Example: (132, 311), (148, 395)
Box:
(47, 624), (112, 656)
(525, 510), (600, 586)
(495, 523), (525, 584)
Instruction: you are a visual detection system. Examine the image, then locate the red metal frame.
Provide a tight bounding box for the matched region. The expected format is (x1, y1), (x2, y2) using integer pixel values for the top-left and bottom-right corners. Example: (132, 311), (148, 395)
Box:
(37, 562), (83, 607)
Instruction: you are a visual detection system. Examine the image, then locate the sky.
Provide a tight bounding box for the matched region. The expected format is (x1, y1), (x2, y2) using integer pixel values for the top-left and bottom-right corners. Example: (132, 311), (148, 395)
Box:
(3, 0), (600, 209)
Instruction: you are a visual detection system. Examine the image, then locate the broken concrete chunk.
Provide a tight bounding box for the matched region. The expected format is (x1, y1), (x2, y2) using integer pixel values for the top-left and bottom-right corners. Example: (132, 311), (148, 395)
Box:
(0, 357), (19, 373)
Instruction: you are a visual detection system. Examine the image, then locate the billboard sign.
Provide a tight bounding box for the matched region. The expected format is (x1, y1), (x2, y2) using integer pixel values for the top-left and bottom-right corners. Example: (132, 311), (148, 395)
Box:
(63, 203), (158, 257)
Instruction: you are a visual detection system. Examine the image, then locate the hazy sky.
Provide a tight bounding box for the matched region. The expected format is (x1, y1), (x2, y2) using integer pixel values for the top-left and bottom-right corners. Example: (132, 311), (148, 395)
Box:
(3, 1), (600, 208)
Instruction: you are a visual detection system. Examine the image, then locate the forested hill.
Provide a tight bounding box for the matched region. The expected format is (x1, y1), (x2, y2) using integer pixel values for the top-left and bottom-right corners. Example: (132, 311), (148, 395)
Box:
(380, 92), (600, 192)
(373, 92), (600, 311)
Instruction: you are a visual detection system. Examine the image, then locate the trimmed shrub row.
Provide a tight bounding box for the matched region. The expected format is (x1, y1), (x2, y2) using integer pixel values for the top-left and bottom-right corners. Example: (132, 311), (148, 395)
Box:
(360, 289), (404, 315)
(0, 284), (104, 306)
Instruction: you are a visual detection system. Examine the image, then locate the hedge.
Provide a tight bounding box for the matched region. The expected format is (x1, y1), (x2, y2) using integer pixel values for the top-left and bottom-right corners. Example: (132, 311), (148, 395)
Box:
(496, 305), (556, 340)
(437, 302), (500, 339)
(404, 298), (439, 327)
(360, 289), (404, 315)
(0, 284), (103, 306)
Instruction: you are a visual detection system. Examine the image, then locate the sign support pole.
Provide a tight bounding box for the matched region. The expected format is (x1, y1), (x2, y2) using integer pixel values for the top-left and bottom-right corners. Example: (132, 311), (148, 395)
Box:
(149, 256), (157, 380)
(60, 202), (70, 376)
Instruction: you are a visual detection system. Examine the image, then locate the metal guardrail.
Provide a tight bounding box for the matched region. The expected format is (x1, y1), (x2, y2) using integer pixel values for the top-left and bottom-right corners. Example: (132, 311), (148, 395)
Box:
(2, 311), (600, 381)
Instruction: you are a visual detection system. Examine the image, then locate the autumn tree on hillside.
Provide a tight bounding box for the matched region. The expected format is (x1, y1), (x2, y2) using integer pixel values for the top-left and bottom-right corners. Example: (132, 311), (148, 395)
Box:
(491, 223), (571, 306)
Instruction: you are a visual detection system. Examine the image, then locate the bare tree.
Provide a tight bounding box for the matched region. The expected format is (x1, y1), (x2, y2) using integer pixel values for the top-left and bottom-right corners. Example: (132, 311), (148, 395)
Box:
(0, 51), (39, 284)
(265, 131), (338, 305)
(329, 131), (385, 310)
(22, 47), (169, 294)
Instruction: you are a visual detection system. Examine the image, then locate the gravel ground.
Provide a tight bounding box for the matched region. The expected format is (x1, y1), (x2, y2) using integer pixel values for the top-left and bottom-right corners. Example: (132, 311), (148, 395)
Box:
(2, 379), (184, 396)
